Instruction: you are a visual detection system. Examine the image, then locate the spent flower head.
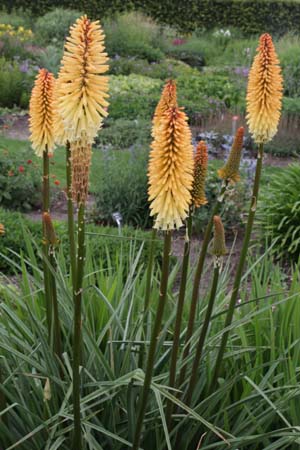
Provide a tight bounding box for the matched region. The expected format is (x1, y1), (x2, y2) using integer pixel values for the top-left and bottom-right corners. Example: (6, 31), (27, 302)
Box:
(212, 216), (227, 257)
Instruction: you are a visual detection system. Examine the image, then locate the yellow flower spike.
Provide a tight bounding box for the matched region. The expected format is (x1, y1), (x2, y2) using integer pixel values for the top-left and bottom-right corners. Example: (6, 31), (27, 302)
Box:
(192, 140), (208, 208)
(212, 216), (227, 257)
(0, 223), (5, 235)
(152, 79), (177, 134)
(29, 69), (55, 157)
(56, 15), (109, 144)
(246, 33), (283, 144)
(148, 106), (194, 230)
(218, 126), (244, 184)
(70, 139), (92, 205)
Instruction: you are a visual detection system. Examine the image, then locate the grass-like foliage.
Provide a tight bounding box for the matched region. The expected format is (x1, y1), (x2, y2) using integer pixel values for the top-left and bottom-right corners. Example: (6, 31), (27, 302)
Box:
(1, 234), (300, 449)
(259, 163), (300, 260)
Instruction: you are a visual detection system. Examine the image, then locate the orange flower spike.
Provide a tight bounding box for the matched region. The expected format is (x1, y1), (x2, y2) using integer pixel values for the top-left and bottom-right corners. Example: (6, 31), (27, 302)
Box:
(43, 212), (58, 246)
(148, 106), (194, 230)
(29, 69), (55, 156)
(212, 216), (227, 257)
(56, 15), (109, 144)
(0, 223), (5, 235)
(246, 33), (283, 144)
(218, 126), (244, 184)
(192, 140), (208, 208)
(152, 79), (177, 133)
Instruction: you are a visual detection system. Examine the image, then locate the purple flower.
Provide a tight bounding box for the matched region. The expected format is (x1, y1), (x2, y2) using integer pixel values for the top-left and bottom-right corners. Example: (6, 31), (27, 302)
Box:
(19, 60), (29, 73)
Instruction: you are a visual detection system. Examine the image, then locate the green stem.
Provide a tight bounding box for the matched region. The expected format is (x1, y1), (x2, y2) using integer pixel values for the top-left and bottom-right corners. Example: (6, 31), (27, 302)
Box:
(42, 147), (51, 339)
(177, 183), (228, 389)
(72, 203), (86, 450)
(138, 228), (157, 369)
(66, 142), (77, 284)
(49, 250), (63, 363)
(166, 214), (192, 427)
(0, 364), (7, 426)
(209, 143), (264, 392)
(185, 264), (220, 406)
(132, 231), (172, 450)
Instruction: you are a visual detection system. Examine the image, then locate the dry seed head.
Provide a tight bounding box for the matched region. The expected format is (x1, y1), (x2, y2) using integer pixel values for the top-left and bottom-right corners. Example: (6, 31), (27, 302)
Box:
(218, 127), (244, 184)
(246, 33), (283, 143)
(192, 140), (208, 208)
(43, 212), (58, 246)
(29, 69), (55, 156)
(212, 216), (227, 257)
(148, 106), (194, 230)
(70, 139), (92, 205)
(56, 15), (109, 144)
(152, 79), (177, 134)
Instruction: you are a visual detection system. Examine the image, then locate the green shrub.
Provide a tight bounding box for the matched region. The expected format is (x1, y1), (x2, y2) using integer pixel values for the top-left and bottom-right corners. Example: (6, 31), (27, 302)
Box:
(0, 57), (35, 108)
(259, 164), (300, 260)
(35, 45), (63, 75)
(104, 13), (165, 62)
(109, 74), (162, 120)
(0, 145), (41, 210)
(34, 8), (82, 45)
(109, 57), (197, 79)
(93, 148), (151, 228)
(277, 35), (300, 97)
(96, 118), (151, 149)
(0, 208), (162, 273)
(0, 9), (31, 28)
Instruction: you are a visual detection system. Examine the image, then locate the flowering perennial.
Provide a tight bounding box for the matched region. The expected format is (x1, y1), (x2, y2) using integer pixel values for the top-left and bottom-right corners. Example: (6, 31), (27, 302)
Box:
(148, 106), (194, 230)
(246, 33), (283, 143)
(29, 69), (55, 156)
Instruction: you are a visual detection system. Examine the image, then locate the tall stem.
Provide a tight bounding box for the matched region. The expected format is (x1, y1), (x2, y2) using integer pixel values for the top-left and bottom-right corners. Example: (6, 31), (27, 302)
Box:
(72, 203), (86, 450)
(42, 147), (51, 338)
(66, 142), (77, 284)
(132, 232), (172, 450)
(177, 183), (228, 388)
(185, 264), (220, 406)
(209, 143), (264, 392)
(138, 228), (157, 369)
(166, 214), (192, 426)
(49, 250), (63, 363)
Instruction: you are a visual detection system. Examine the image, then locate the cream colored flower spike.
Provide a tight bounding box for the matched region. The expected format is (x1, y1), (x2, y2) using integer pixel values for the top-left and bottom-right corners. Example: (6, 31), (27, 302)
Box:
(148, 106), (194, 230)
(246, 33), (283, 144)
(56, 15), (109, 144)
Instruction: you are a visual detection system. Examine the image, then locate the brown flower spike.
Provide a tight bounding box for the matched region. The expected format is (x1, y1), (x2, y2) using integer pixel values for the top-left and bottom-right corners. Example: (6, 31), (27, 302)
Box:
(192, 140), (208, 207)
(70, 139), (92, 205)
(55, 15), (109, 144)
(246, 33), (283, 143)
(152, 79), (177, 134)
(29, 69), (55, 156)
(218, 127), (244, 184)
(0, 223), (4, 235)
(148, 106), (194, 230)
(212, 216), (227, 257)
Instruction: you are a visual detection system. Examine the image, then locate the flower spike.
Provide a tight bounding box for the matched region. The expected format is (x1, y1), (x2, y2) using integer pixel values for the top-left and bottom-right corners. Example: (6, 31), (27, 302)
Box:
(218, 127), (244, 184)
(56, 15), (109, 144)
(29, 69), (55, 156)
(152, 79), (177, 133)
(212, 216), (227, 257)
(246, 33), (283, 144)
(148, 106), (194, 230)
(192, 140), (208, 208)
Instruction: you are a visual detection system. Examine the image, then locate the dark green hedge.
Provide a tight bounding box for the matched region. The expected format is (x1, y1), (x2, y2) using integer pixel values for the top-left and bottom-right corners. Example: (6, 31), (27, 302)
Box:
(4, 0), (300, 35)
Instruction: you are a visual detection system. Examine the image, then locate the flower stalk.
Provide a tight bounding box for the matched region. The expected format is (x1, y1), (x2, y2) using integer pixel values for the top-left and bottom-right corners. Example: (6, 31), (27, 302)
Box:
(66, 142), (77, 285)
(132, 231), (172, 450)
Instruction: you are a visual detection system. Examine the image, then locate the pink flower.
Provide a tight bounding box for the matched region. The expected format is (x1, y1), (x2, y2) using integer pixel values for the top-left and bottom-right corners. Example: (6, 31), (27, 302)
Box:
(18, 166), (25, 173)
